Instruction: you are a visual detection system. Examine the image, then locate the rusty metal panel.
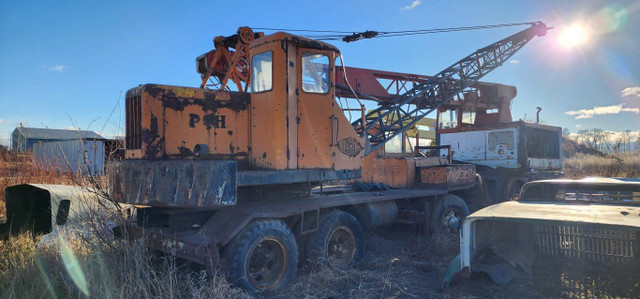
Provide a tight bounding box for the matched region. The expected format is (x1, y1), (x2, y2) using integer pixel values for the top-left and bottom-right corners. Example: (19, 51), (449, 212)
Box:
(109, 160), (237, 207)
(446, 164), (477, 187)
(237, 169), (360, 186)
(249, 40), (290, 169)
(296, 48), (335, 169)
(420, 167), (447, 185)
(361, 155), (415, 188)
(420, 164), (476, 189)
(124, 84), (250, 160)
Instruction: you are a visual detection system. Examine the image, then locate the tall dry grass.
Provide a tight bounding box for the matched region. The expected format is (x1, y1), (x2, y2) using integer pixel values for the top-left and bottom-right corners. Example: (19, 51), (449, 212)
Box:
(563, 153), (640, 178)
(0, 230), (249, 298)
(1, 149), (249, 298)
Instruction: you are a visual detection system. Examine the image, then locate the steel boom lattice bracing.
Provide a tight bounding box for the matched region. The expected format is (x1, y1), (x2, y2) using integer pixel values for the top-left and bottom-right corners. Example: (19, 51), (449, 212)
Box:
(351, 21), (549, 156)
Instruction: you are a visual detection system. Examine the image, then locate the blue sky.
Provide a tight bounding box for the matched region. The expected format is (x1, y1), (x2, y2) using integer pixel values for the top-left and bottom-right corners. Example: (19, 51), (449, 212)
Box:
(1, 0), (639, 146)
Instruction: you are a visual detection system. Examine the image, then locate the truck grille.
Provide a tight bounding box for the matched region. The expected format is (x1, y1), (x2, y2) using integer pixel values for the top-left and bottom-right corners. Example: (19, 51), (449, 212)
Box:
(535, 224), (637, 263)
(126, 95), (142, 150)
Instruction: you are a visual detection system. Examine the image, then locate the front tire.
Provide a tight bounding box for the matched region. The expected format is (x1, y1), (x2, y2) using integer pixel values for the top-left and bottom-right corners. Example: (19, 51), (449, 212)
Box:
(305, 211), (364, 268)
(224, 219), (298, 292)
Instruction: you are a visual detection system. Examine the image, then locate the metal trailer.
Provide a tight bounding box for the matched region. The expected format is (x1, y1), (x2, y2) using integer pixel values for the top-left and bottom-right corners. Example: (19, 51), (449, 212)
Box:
(102, 23), (549, 292)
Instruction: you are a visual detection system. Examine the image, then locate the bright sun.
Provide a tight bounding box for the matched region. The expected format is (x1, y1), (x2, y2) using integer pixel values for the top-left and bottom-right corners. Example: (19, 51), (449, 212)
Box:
(559, 25), (589, 48)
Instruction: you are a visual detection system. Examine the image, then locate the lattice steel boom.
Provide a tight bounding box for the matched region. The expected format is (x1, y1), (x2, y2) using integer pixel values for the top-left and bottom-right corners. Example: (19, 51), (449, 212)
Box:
(351, 21), (549, 156)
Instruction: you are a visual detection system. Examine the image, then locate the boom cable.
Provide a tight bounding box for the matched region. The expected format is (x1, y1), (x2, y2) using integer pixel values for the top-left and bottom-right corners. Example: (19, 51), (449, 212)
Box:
(253, 22), (539, 42)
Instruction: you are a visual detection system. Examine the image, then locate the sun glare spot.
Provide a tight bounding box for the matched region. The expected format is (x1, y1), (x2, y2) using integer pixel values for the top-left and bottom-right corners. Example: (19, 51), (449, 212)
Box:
(559, 25), (589, 49)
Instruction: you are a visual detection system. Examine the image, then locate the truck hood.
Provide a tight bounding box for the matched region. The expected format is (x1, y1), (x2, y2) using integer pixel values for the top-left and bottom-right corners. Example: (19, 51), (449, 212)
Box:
(467, 201), (640, 229)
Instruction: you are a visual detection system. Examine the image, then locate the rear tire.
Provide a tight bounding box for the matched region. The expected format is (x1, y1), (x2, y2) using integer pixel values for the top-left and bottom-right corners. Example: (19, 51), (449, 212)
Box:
(224, 219), (298, 292)
(305, 211), (364, 268)
(430, 194), (470, 234)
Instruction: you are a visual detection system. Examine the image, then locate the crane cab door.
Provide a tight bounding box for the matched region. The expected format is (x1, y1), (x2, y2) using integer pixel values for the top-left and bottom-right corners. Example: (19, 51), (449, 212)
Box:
(296, 49), (335, 169)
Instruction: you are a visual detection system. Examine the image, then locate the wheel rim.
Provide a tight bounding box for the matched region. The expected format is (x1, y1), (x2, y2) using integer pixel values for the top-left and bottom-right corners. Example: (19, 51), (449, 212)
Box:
(440, 208), (463, 233)
(325, 226), (356, 267)
(246, 237), (287, 290)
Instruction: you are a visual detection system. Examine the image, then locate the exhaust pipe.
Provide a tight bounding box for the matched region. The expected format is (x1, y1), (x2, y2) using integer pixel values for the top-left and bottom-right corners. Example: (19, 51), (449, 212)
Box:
(536, 107), (542, 123)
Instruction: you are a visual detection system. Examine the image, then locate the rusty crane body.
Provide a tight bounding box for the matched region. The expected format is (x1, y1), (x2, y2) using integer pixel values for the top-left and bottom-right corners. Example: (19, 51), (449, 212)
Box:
(103, 23), (549, 292)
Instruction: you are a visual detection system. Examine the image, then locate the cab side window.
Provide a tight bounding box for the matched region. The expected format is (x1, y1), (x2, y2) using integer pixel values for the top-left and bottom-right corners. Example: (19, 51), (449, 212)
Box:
(251, 51), (273, 92)
(302, 54), (329, 93)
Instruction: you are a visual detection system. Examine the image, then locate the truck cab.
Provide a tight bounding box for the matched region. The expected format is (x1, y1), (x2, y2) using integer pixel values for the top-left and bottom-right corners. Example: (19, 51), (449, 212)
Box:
(435, 82), (562, 202)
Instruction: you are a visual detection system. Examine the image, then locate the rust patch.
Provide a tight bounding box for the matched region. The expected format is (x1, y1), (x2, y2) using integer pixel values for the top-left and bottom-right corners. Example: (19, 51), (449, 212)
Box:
(420, 167), (447, 185)
(145, 137), (164, 159)
(144, 84), (250, 113)
(142, 116), (163, 158)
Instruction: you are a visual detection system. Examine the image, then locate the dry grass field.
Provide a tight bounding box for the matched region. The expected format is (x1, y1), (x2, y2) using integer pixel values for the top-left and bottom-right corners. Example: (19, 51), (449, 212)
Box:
(563, 153), (640, 178)
(0, 231), (249, 298)
(1, 148), (639, 298)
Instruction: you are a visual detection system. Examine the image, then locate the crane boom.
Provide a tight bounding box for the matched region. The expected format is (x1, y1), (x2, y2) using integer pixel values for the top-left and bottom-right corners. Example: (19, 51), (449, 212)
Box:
(351, 21), (549, 156)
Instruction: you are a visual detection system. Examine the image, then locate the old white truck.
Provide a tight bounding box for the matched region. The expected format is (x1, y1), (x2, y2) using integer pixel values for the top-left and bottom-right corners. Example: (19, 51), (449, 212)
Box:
(436, 82), (563, 203)
(444, 177), (640, 296)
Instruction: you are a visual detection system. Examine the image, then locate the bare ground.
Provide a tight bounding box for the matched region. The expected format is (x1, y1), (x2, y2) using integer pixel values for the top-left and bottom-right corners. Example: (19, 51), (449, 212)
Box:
(269, 224), (639, 299)
(265, 225), (524, 299)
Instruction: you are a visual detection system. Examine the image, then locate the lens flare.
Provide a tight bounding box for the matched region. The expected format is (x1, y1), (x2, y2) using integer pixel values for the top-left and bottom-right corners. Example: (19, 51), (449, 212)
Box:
(597, 4), (628, 33)
(559, 25), (589, 49)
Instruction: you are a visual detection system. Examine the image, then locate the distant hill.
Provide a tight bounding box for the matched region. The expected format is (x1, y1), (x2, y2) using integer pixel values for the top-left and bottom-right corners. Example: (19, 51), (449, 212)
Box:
(563, 138), (606, 158)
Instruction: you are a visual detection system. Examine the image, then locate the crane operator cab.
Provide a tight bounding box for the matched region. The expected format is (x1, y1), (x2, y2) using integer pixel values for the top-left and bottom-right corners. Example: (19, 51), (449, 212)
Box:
(247, 32), (363, 171)
(111, 29), (364, 207)
(121, 30), (363, 172)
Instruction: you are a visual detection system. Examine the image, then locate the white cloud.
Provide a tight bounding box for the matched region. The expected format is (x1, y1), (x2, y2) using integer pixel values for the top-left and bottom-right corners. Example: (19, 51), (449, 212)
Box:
(401, 0), (421, 10)
(48, 65), (66, 72)
(621, 86), (640, 98)
(509, 60), (520, 64)
(565, 104), (640, 119)
(575, 124), (581, 128)
(0, 118), (6, 124)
